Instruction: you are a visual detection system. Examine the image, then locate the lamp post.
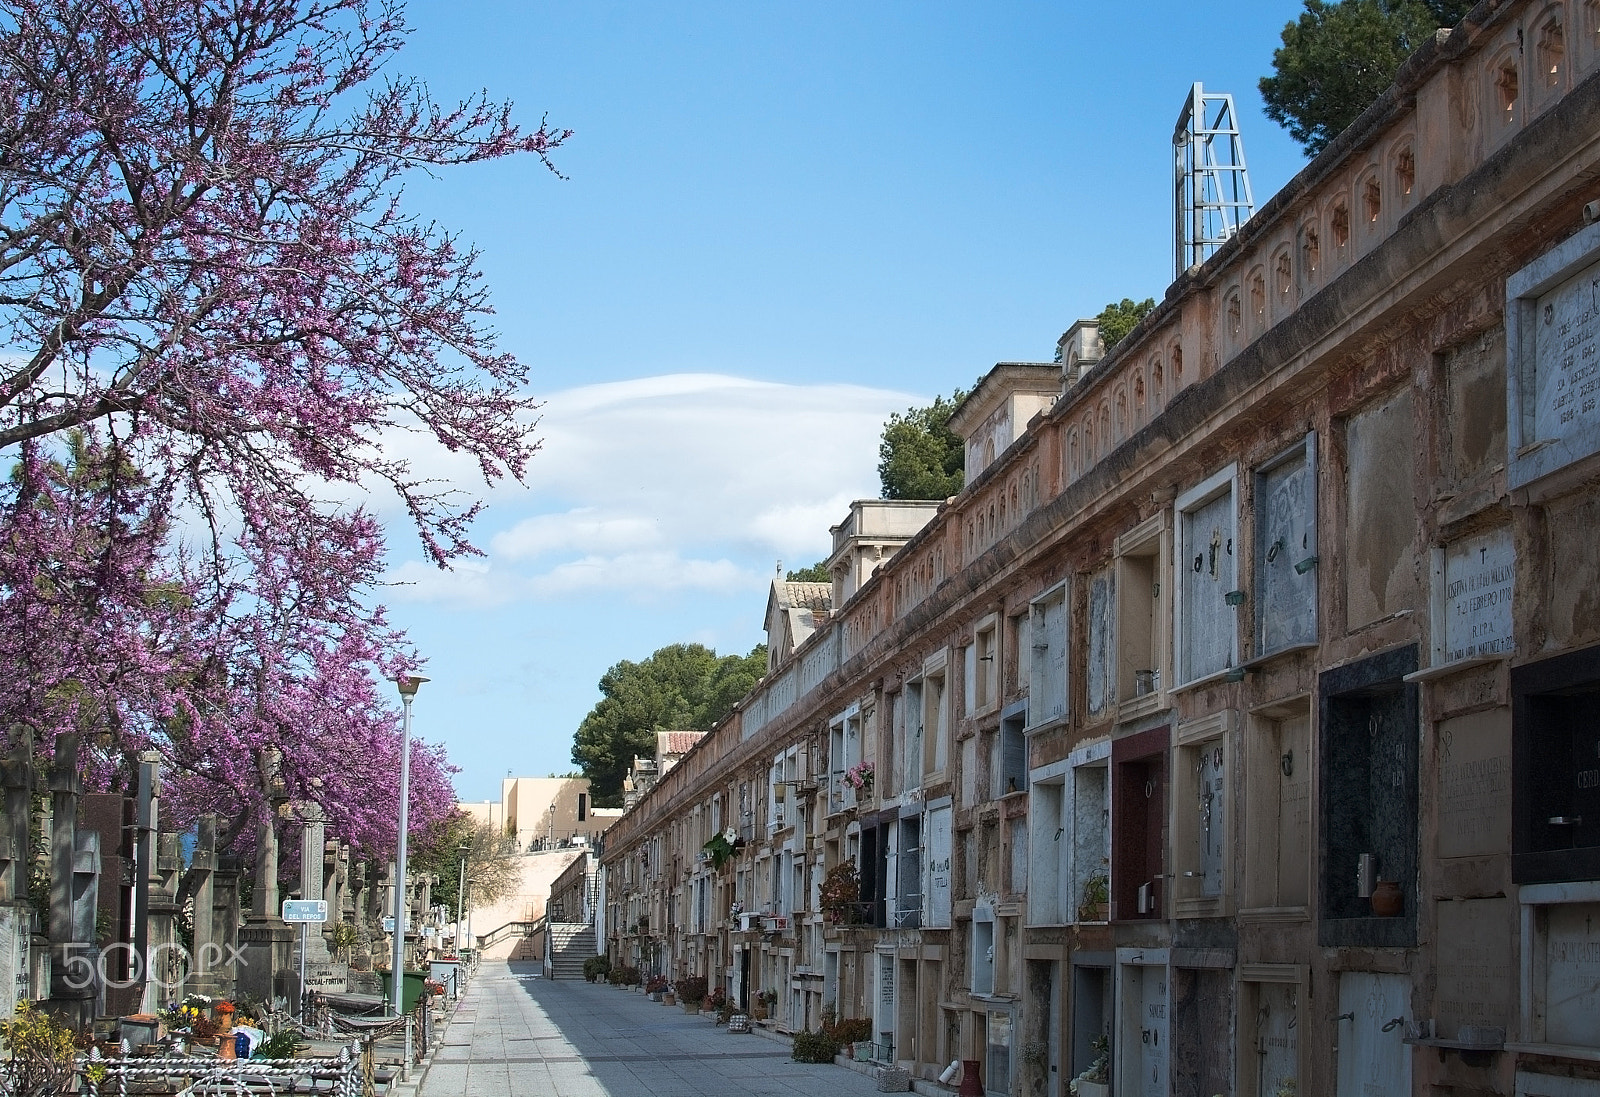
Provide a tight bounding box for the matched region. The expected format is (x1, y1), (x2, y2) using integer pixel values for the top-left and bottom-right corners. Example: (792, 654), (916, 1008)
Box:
(455, 842), (470, 956)
(391, 674), (428, 1015)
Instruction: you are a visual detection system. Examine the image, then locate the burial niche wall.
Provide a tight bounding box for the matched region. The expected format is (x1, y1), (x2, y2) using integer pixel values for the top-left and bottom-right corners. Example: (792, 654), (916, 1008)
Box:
(1319, 645), (1420, 947)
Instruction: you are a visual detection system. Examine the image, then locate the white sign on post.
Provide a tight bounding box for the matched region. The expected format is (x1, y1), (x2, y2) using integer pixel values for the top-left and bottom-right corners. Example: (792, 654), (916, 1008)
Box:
(282, 899), (328, 923)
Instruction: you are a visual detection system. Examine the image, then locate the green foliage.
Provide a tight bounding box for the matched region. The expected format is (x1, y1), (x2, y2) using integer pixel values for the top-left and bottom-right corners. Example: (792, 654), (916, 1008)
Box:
(1096, 298), (1157, 351)
(1260, 0), (1471, 155)
(878, 390), (968, 500)
(676, 976), (708, 1007)
(824, 1015), (872, 1043)
(701, 832), (735, 870)
(0, 1001), (79, 1097)
(785, 560), (830, 583)
(582, 955), (611, 983)
(255, 1030), (304, 1060)
(408, 809), (521, 917)
(792, 1028), (842, 1063)
(571, 643), (767, 806)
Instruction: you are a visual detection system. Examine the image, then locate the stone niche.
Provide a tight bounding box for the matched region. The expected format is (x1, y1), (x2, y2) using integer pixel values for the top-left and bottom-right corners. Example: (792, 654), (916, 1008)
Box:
(1319, 645), (1420, 947)
(1511, 643), (1600, 884)
(1507, 219), (1600, 493)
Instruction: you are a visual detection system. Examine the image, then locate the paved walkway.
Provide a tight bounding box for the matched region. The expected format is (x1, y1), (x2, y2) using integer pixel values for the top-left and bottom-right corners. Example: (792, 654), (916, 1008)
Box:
(418, 961), (884, 1097)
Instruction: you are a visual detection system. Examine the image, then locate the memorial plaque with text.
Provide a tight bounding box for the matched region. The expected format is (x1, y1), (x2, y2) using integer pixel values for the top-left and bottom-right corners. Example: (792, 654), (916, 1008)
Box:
(1544, 902), (1600, 1047)
(1509, 222), (1600, 489)
(1437, 710), (1511, 859)
(1440, 528), (1514, 663)
(1435, 898), (1510, 1035)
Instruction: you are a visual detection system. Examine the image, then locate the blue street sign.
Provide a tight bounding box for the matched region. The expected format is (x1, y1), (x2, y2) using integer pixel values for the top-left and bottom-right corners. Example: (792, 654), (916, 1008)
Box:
(282, 899), (328, 923)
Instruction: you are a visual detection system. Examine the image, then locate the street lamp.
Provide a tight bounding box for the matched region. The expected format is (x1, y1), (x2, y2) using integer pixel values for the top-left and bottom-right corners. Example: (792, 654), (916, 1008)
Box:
(391, 673), (429, 1015)
(455, 842), (470, 956)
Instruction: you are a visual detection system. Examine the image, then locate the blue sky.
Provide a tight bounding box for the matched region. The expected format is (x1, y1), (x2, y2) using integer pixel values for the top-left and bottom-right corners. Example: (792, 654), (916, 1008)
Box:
(377, 1), (1316, 801)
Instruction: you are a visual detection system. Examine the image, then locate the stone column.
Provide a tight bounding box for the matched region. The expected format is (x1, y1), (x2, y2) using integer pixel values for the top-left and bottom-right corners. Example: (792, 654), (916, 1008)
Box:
(237, 751), (293, 1007)
(0, 732), (34, 1020)
(291, 803), (342, 996)
(46, 735), (95, 1027)
(212, 852), (242, 999)
(186, 815), (218, 997)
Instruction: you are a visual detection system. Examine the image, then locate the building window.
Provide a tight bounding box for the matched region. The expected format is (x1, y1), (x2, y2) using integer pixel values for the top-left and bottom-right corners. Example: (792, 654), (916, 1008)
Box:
(1226, 289), (1242, 338)
(1274, 249), (1292, 301)
(1028, 584), (1069, 727)
(1363, 176), (1381, 223)
(1301, 225), (1320, 279)
(1394, 145), (1415, 197)
(1254, 434), (1318, 656)
(1331, 200), (1350, 250)
(1175, 465), (1239, 685)
(1496, 61), (1519, 122)
(1539, 16), (1564, 86)
(1318, 646), (1419, 947)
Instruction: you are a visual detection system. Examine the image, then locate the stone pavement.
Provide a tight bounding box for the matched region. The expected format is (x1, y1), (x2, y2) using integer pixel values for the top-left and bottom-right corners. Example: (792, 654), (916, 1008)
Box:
(418, 960), (886, 1097)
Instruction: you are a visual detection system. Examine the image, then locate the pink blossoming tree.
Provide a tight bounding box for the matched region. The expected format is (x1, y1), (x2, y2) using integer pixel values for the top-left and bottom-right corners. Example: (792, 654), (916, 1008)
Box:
(0, 0), (567, 855)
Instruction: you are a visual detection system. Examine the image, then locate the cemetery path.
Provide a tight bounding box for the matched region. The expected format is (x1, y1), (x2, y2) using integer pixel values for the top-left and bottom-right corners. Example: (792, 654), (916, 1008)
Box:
(417, 960), (886, 1097)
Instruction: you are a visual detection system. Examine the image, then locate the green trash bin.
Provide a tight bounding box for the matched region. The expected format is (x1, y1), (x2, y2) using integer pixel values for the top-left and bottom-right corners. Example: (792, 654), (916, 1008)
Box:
(380, 969), (429, 1014)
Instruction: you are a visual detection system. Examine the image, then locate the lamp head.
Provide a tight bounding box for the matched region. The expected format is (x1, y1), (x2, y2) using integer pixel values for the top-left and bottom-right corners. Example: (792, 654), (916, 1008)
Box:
(396, 674), (430, 698)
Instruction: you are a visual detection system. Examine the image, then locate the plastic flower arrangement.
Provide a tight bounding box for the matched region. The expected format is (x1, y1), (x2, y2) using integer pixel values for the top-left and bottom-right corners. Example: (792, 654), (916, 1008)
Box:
(842, 761), (874, 795)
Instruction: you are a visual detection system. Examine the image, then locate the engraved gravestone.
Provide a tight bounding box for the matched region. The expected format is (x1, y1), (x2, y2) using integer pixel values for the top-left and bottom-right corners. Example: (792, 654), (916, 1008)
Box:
(1439, 528), (1514, 663)
(1543, 902), (1600, 1047)
(1508, 221), (1600, 489)
(1436, 710), (1511, 859)
(1435, 897), (1511, 1035)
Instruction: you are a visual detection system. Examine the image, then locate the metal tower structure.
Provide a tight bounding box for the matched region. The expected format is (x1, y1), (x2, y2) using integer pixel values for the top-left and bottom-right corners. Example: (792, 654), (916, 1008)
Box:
(1173, 82), (1256, 277)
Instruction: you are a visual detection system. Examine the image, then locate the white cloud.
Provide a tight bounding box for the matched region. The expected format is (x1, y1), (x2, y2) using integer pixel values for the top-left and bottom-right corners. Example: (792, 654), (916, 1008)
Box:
(381, 372), (923, 607)
(491, 509), (661, 561)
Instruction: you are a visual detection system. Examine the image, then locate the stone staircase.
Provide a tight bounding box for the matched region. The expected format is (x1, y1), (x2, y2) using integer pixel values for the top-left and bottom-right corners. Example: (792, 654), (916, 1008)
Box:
(548, 922), (596, 979)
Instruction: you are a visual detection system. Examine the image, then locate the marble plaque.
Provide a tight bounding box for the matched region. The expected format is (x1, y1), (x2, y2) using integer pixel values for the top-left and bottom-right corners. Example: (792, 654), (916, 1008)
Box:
(1544, 902), (1600, 1047)
(1436, 709), (1511, 859)
(1508, 221), (1600, 489)
(1435, 897), (1511, 1034)
(1532, 257), (1600, 444)
(1441, 528), (1515, 663)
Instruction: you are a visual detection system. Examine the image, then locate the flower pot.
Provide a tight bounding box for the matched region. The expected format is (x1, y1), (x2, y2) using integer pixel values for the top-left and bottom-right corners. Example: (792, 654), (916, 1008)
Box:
(1370, 880), (1404, 917)
(663, 993), (676, 1005)
(959, 1059), (983, 1097)
(1075, 1082), (1109, 1097)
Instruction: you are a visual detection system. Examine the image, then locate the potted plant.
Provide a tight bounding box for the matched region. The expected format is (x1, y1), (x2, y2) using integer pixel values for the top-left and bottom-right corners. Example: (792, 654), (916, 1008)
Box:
(1069, 1035), (1109, 1097)
(645, 975), (668, 1002)
(842, 760), (874, 798)
(1076, 872), (1110, 923)
(820, 860), (860, 924)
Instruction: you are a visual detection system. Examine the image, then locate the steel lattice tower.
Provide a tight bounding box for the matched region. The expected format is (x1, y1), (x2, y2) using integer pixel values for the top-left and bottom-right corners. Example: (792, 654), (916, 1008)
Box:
(1173, 82), (1256, 277)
